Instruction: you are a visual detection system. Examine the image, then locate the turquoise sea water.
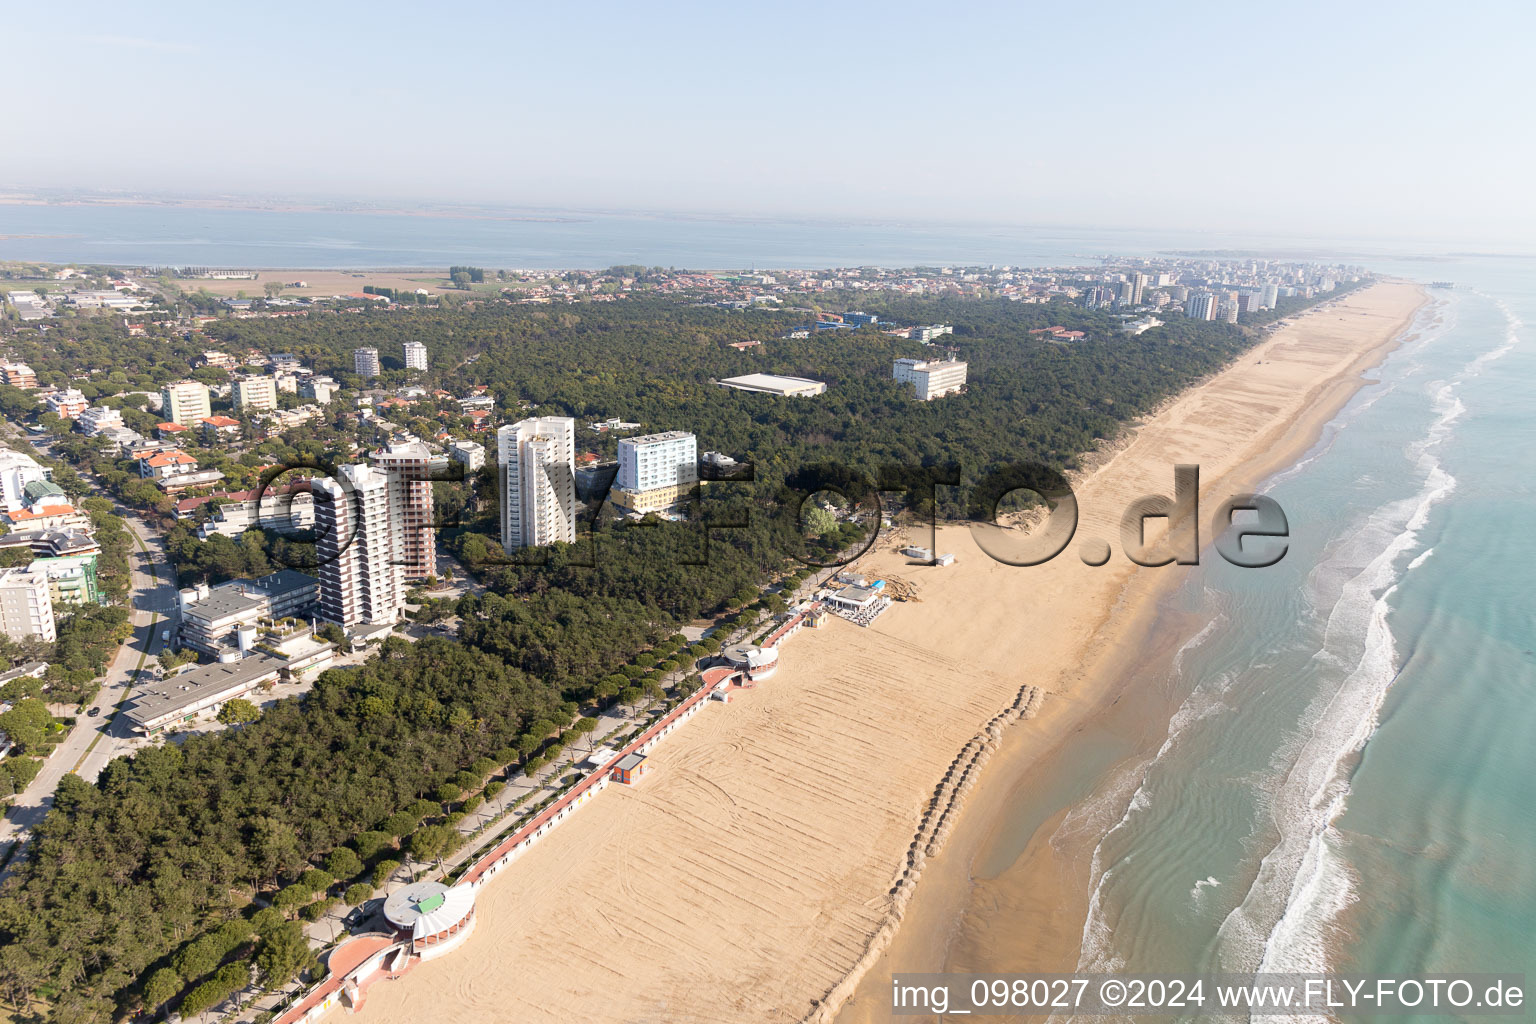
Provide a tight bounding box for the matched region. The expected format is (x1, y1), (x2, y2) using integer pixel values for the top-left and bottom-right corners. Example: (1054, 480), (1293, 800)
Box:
(1054, 259), (1535, 1012)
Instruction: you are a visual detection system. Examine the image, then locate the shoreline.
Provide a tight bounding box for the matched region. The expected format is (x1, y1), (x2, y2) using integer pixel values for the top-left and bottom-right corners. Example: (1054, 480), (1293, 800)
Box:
(830, 281), (1431, 1022)
(344, 281), (1427, 1024)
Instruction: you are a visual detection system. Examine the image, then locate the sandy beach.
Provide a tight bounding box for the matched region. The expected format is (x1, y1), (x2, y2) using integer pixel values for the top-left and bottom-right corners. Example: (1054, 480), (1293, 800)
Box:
(349, 281), (1426, 1024)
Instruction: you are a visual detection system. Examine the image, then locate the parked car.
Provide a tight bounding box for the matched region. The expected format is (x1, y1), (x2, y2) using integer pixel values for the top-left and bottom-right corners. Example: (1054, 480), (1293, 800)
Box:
(87, 706), (101, 717)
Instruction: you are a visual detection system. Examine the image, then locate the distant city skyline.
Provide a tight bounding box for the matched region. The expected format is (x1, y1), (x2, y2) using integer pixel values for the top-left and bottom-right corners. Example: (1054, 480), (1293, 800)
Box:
(2, 0), (1532, 245)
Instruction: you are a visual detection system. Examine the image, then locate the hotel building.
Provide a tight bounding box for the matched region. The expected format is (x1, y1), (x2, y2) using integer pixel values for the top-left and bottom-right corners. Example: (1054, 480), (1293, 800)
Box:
(893, 356), (968, 400)
(402, 341), (428, 371)
(610, 430), (697, 514)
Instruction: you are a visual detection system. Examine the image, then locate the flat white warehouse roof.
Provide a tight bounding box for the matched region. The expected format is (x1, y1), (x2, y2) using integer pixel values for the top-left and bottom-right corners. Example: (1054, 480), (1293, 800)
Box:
(718, 373), (827, 396)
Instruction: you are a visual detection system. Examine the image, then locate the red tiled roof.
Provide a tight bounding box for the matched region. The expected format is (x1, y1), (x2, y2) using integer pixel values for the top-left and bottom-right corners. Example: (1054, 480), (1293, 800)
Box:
(144, 452), (197, 467)
(8, 504), (78, 523)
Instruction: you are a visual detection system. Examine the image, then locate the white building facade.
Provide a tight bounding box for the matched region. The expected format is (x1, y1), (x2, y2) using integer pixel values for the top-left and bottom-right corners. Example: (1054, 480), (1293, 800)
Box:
(233, 376), (279, 411)
(893, 357), (968, 400)
(497, 418), (576, 553)
(354, 348), (382, 379)
(313, 464), (405, 627)
(612, 430), (698, 514)
(0, 450), (47, 511)
(161, 380), (212, 426)
(0, 567), (55, 643)
(402, 341), (428, 371)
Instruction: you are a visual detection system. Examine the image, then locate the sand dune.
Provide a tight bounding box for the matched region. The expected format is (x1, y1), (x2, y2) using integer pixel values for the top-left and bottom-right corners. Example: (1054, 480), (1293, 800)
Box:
(351, 282), (1426, 1024)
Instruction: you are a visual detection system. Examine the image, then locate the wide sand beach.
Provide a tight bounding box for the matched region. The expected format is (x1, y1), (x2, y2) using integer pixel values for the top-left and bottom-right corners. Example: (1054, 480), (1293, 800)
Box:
(351, 281), (1426, 1024)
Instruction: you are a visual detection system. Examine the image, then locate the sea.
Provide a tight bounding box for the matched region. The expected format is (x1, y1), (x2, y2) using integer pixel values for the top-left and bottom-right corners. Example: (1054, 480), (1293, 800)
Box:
(954, 256), (1533, 1019)
(3, 203), (1531, 1011)
(0, 199), (1513, 271)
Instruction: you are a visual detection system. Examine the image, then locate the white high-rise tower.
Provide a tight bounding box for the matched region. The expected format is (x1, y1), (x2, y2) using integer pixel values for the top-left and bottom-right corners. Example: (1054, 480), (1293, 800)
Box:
(313, 463), (405, 627)
(497, 418), (576, 553)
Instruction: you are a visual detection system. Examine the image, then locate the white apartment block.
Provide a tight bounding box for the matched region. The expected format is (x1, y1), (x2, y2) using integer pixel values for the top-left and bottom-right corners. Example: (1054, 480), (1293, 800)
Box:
(449, 440), (485, 472)
(301, 376), (338, 404)
(313, 463), (405, 628)
(403, 341), (428, 371)
(77, 405), (125, 436)
(612, 430), (698, 514)
(368, 437), (438, 580)
(233, 376), (279, 411)
(161, 380), (212, 426)
(354, 347), (382, 379)
(1185, 291), (1218, 320)
(0, 449), (47, 511)
(0, 566), (56, 643)
(498, 418), (576, 552)
(893, 357), (968, 400)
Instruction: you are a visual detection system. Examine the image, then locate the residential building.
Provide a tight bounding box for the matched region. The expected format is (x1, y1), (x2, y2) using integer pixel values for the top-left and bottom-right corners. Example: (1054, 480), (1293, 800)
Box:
(369, 437), (437, 580)
(200, 415), (242, 442)
(3, 503), (89, 533)
(269, 353), (304, 375)
(893, 356), (968, 400)
(21, 480), (65, 506)
(155, 469), (225, 495)
(497, 417), (576, 553)
(1184, 291), (1218, 321)
(161, 380), (212, 426)
(611, 430), (698, 514)
(717, 373), (827, 397)
(0, 567), (55, 643)
(0, 362), (38, 389)
(354, 347), (381, 379)
(140, 450), (200, 479)
(1129, 272), (1148, 306)
(193, 482), (315, 539)
(301, 376), (338, 404)
(313, 464), (404, 627)
(0, 449), (47, 511)
(43, 389), (89, 419)
(0, 528), (99, 561)
(76, 405), (124, 436)
(403, 341), (428, 371)
(233, 376), (279, 411)
(28, 554), (100, 607)
(449, 440), (485, 472)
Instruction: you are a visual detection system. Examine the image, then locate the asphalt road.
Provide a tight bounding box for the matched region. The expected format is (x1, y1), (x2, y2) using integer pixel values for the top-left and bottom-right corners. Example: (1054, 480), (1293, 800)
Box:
(0, 501), (176, 865)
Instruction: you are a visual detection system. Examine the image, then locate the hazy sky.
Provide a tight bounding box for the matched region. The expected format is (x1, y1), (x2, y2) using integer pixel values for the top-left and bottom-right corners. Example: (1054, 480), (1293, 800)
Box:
(4, 0), (1532, 242)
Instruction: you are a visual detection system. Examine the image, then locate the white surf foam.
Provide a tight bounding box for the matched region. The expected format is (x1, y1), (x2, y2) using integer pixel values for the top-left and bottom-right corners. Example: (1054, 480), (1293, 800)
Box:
(1214, 353), (1467, 976)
